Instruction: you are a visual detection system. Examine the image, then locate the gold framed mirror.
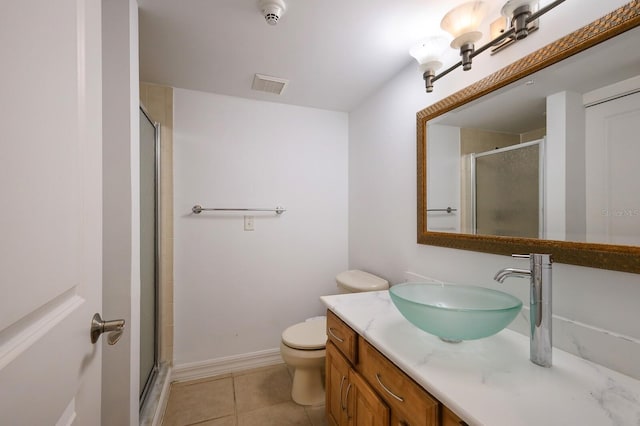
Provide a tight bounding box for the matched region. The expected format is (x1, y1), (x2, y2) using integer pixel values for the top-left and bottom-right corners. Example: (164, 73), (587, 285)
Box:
(417, 2), (640, 273)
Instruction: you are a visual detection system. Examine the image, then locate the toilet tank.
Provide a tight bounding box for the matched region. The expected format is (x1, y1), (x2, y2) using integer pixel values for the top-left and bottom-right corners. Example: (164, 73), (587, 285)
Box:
(336, 270), (389, 293)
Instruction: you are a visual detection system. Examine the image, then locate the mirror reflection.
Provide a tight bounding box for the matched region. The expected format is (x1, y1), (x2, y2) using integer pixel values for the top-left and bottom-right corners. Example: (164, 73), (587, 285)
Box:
(426, 26), (640, 246)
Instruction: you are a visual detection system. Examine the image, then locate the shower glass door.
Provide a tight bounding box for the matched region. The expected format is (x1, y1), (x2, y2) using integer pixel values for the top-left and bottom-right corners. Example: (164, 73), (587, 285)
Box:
(473, 139), (544, 238)
(140, 107), (159, 405)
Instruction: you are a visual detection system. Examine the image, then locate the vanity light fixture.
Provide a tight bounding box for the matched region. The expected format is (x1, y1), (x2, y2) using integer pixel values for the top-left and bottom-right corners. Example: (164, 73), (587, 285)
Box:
(415, 0), (566, 93)
(409, 37), (450, 93)
(501, 0), (538, 40)
(440, 1), (489, 71)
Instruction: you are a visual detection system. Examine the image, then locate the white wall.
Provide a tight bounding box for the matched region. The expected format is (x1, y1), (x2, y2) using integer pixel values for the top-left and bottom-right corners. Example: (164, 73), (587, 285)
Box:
(545, 92), (568, 241)
(101, 1), (140, 424)
(426, 124), (460, 232)
(546, 91), (586, 242)
(349, 0), (640, 380)
(173, 89), (348, 366)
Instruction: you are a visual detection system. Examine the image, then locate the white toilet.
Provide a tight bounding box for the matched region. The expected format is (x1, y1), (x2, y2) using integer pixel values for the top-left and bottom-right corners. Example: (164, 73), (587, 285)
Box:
(280, 270), (389, 405)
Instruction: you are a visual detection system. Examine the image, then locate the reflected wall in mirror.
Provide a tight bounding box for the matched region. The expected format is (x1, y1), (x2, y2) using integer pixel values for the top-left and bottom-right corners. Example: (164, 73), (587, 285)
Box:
(417, 2), (640, 273)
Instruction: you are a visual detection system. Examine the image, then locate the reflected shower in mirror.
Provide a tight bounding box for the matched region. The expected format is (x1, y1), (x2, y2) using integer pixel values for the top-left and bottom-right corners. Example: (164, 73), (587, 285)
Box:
(425, 25), (640, 247)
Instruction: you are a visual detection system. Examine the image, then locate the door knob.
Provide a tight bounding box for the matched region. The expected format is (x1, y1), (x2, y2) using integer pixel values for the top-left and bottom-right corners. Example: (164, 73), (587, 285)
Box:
(90, 313), (125, 345)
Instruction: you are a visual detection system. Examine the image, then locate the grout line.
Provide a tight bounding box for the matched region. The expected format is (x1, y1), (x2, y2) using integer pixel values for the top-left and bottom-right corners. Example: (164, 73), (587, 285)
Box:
(185, 415), (236, 426)
(231, 373), (239, 424)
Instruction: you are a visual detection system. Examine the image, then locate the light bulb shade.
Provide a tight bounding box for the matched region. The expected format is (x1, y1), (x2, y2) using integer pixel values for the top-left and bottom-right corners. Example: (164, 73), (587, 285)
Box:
(441, 1), (488, 48)
(410, 37), (449, 73)
(501, 0), (537, 18)
(419, 60), (444, 74)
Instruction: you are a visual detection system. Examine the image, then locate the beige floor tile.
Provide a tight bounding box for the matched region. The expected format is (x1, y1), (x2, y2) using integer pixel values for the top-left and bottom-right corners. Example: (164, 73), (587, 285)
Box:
(305, 405), (327, 426)
(234, 365), (293, 413)
(237, 401), (311, 426)
(173, 374), (232, 387)
(188, 416), (236, 426)
(285, 364), (295, 378)
(232, 364), (285, 377)
(163, 377), (235, 426)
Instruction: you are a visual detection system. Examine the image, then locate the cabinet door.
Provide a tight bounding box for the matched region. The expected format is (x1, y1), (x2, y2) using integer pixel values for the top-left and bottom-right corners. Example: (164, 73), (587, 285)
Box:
(441, 406), (468, 426)
(327, 342), (351, 426)
(347, 370), (389, 426)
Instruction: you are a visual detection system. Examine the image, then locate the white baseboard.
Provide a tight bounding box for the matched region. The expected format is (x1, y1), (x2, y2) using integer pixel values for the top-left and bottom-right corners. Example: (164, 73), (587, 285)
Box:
(171, 348), (284, 383)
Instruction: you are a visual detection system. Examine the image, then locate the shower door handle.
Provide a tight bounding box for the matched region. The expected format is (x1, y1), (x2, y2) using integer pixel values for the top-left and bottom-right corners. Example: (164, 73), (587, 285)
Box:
(90, 313), (126, 345)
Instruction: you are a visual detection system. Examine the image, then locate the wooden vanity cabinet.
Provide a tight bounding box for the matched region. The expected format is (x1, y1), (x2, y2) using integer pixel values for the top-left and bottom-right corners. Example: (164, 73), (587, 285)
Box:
(327, 341), (351, 425)
(326, 341), (389, 426)
(326, 310), (467, 426)
(327, 310), (358, 362)
(441, 406), (467, 426)
(359, 339), (438, 426)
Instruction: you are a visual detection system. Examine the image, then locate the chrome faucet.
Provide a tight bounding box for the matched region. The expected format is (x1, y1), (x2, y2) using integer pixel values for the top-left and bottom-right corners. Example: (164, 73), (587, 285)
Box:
(494, 254), (553, 367)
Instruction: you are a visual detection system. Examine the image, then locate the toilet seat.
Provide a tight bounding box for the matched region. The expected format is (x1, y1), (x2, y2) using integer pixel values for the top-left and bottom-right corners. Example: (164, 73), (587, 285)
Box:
(282, 318), (327, 350)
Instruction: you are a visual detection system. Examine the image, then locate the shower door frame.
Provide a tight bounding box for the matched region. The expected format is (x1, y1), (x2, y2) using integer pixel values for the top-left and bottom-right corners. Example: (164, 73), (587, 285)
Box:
(470, 138), (546, 238)
(139, 104), (161, 408)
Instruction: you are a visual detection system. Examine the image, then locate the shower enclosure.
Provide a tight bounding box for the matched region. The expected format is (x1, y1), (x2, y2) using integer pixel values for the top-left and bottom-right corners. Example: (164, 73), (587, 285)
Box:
(470, 139), (545, 238)
(139, 106), (160, 407)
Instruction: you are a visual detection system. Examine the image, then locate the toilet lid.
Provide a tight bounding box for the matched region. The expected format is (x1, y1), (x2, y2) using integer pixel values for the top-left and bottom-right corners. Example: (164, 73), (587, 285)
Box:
(282, 318), (327, 350)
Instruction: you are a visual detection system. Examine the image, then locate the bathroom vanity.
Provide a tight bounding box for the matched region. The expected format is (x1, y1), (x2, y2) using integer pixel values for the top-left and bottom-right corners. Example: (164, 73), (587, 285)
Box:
(322, 291), (640, 426)
(326, 309), (450, 425)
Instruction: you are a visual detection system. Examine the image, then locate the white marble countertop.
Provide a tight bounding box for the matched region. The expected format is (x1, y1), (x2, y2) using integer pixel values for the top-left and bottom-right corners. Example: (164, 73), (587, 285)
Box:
(321, 291), (640, 426)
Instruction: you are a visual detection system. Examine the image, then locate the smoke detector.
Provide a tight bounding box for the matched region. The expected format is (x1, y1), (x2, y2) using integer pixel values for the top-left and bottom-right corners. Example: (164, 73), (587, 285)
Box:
(259, 0), (286, 25)
(251, 74), (289, 95)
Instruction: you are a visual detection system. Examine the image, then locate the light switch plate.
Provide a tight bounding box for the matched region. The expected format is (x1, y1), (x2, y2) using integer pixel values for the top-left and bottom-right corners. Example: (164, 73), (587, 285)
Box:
(244, 215), (254, 231)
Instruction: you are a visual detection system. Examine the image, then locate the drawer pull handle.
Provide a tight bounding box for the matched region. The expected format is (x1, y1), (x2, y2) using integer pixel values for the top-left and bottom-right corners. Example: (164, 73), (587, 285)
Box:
(375, 373), (404, 402)
(328, 327), (345, 343)
(339, 376), (347, 410)
(344, 383), (353, 418)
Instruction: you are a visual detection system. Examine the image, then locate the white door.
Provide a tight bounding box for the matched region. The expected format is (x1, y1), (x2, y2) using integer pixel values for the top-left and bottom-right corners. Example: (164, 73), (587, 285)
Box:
(0, 1), (104, 424)
(586, 91), (640, 246)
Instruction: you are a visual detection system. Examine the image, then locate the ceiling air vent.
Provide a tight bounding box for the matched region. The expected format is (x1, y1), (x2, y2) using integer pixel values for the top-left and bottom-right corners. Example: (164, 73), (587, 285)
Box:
(251, 74), (289, 95)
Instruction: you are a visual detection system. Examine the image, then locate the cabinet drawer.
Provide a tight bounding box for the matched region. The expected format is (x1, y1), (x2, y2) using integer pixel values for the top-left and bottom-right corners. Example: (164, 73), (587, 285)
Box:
(326, 310), (358, 364)
(358, 339), (438, 426)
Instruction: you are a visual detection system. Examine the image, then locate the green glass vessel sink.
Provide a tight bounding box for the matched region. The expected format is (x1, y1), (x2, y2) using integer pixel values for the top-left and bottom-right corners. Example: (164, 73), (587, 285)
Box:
(389, 282), (522, 342)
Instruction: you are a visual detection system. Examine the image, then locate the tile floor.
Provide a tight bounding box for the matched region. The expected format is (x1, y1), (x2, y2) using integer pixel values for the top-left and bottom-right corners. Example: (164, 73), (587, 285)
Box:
(161, 364), (327, 426)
